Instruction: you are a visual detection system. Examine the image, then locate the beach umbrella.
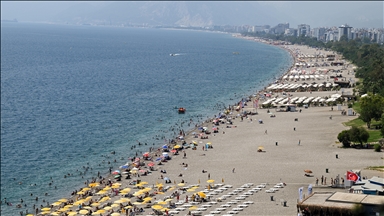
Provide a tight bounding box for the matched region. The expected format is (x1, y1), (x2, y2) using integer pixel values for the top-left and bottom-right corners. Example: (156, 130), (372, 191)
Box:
(104, 206), (112, 210)
(143, 152), (150, 157)
(85, 196), (93, 201)
(91, 212), (102, 215)
(82, 187), (91, 191)
(132, 167), (139, 171)
(67, 211), (77, 216)
(258, 146), (264, 150)
(207, 179), (215, 183)
(304, 170), (313, 173)
(165, 198), (174, 202)
(170, 149), (177, 153)
(143, 197), (152, 201)
(120, 165), (129, 169)
(147, 162), (155, 167)
(120, 188), (131, 193)
(114, 199), (125, 204)
(91, 202), (100, 207)
(142, 187), (151, 192)
(74, 199), (85, 205)
(102, 186), (111, 191)
(173, 145), (181, 149)
(26, 214), (34, 216)
(111, 213), (121, 216)
(64, 204), (74, 208)
(177, 183), (185, 187)
(212, 127), (218, 131)
(124, 206), (133, 209)
(197, 192), (206, 198)
(161, 208), (170, 212)
(51, 213), (60, 216)
(96, 209), (106, 214)
(96, 190), (107, 195)
(187, 188), (196, 192)
(120, 198), (131, 202)
(83, 206), (93, 210)
(189, 206), (198, 210)
(58, 198), (68, 203)
(114, 175), (121, 179)
(41, 207), (51, 211)
(41, 212), (51, 215)
(89, 183), (100, 188)
(206, 142), (212, 145)
(100, 196), (111, 202)
(192, 140), (197, 144)
(77, 191), (86, 195)
(157, 201), (167, 205)
(132, 201), (143, 205)
(111, 203), (120, 208)
(112, 185), (120, 189)
(152, 205), (163, 210)
(79, 209), (89, 215)
(162, 145), (168, 149)
(52, 201), (62, 206)
(133, 191), (143, 196)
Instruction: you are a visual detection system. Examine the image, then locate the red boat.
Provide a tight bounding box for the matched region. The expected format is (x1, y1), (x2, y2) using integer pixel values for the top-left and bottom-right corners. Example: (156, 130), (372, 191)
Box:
(178, 107), (186, 113)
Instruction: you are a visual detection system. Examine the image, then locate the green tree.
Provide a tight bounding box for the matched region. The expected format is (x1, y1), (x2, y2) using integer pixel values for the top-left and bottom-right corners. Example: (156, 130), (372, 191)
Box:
(349, 126), (369, 145)
(338, 130), (351, 147)
(381, 114), (384, 137)
(359, 93), (384, 128)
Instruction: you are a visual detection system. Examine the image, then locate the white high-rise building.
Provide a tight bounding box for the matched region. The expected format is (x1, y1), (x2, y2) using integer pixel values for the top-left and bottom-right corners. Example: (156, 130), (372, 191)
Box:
(338, 24), (353, 40)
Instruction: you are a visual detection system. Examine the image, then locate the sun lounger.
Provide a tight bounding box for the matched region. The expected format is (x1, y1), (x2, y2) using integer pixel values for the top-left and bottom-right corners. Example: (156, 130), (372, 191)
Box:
(226, 211), (238, 214)
(232, 207), (243, 211)
(209, 211), (221, 214)
(201, 204), (212, 208)
(215, 208), (226, 211)
(243, 201), (254, 204)
(168, 210), (179, 214)
(220, 204), (231, 207)
(175, 207), (186, 211)
(237, 204), (248, 208)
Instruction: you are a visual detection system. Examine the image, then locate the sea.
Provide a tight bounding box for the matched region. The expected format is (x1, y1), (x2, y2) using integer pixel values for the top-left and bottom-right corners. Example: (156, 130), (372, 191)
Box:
(0, 22), (293, 215)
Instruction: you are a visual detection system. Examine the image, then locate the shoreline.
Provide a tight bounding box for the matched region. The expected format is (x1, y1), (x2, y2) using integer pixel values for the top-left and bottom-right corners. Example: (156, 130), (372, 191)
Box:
(10, 36), (383, 216)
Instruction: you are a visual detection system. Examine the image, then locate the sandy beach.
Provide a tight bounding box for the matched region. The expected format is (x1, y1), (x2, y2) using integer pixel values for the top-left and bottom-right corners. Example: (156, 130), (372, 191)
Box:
(33, 43), (383, 216)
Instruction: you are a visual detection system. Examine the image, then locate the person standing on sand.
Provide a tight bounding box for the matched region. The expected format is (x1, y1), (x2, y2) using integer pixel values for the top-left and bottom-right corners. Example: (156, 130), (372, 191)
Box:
(232, 168), (235, 173)
(208, 173), (210, 179)
(265, 130), (268, 134)
(298, 140), (301, 145)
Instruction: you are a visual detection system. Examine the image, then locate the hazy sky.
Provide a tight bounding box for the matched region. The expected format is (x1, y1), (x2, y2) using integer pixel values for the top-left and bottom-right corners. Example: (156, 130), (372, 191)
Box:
(1, 1), (383, 28)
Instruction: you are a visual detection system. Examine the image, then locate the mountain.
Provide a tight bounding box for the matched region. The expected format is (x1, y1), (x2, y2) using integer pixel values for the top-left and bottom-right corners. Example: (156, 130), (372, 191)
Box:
(49, 2), (281, 27)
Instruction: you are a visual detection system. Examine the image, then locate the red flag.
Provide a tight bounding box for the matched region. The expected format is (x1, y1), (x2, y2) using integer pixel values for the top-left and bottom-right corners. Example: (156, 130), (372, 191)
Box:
(346, 171), (359, 182)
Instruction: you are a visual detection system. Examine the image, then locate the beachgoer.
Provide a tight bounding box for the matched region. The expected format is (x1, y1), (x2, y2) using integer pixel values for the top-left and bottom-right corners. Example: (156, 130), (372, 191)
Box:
(208, 173), (210, 179)
(298, 140), (301, 145)
(264, 130), (268, 134)
(232, 168), (235, 173)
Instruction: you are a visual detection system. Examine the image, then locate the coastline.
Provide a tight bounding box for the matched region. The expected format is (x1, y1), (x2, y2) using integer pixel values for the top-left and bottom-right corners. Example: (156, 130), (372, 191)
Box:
(12, 36), (384, 216)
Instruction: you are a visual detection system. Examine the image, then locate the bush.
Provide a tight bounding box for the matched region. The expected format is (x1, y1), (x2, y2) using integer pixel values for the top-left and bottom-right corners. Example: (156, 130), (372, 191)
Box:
(338, 130), (351, 147)
(374, 144), (381, 152)
(348, 103), (353, 108)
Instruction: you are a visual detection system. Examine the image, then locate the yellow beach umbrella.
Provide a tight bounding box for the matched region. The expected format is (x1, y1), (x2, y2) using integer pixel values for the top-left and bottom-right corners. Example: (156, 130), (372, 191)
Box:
(197, 192), (206, 198)
(75, 199), (85, 204)
(64, 204), (74, 208)
(165, 198), (174, 202)
(96, 209), (106, 214)
(156, 183), (163, 188)
(77, 191), (86, 195)
(177, 183), (185, 187)
(119, 192), (128, 195)
(51, 212), (60, 216)
(41, 207), (51, 211)
(41, 211), (50, 215)
(102, 186), (111, 191)
(89, 182), (100, 188)
(111, 213), (121, 216)
(79, 209), (89, 215)
(91, 202), (100, 207)
(124, 206), (133, 209)
(173, 145), (181, 149)
(52, 201), (62, 206)
(143, 187), (152, 192)
(120, 198), (131, 202)
(104, 206), (112, 210)
(83, 206), (93, 210)
(85, 196), (93, 201)
(114, 199), (125, 204)
(143, 197), (152, 201)
(187, 188), (195, 192)
(111, 203), (120, 208)
(133, 191), (143, 196)
(112, 185), (120, 189)
(157, 201), (167, 205)
(192, 140), (197, 144)
(67, 211), (77, 216)
(120, 188), (131, 193)
(26, 214), (34, 216)
(96, 190), (107, 195)
(91, 212), (102, 215)
(152, 205), (163, 210)
(58, 198), (68, 203)
(207, 179), (215, 183)
(189, 206), (198, 210)
(132, 202), (143, 205)
(82, 187), (91, 191)
(100, 196), (110, 202)
(140, 181), (148, 185)
(112, 182), (121, 186)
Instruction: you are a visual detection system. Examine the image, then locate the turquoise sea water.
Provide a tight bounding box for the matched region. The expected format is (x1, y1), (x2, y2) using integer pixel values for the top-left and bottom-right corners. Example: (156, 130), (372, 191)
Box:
(0, 22), (292, 215)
